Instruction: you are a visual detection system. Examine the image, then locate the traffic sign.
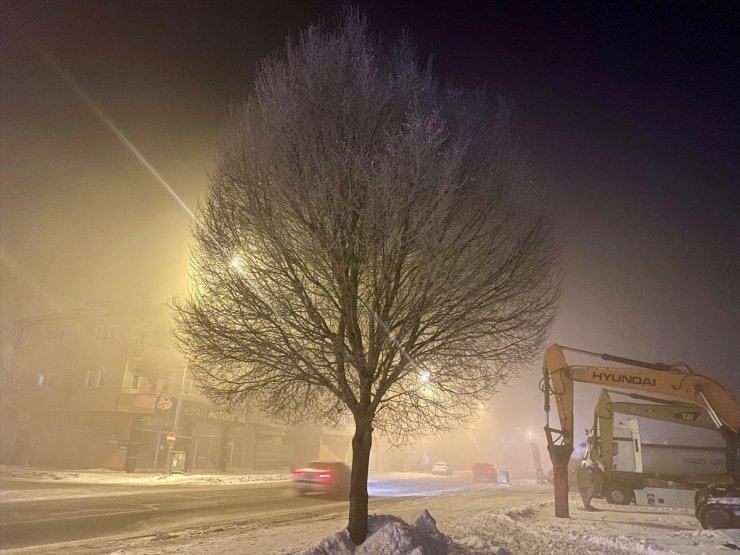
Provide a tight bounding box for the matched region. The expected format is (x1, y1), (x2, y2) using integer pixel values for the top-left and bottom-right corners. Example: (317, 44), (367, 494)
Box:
(166, 431), (176, 446)
(157, 395), (173, 411)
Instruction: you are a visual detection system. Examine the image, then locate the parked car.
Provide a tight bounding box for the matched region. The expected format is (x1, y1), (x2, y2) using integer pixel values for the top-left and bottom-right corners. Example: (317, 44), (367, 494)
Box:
(471, 462), (497, 482)
(431, 461), (453, 476)
(292, 461), (351, 498)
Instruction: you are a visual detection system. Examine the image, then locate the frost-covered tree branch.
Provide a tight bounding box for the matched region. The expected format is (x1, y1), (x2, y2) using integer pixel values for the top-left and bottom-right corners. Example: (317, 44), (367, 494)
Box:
(172, 8), (559, 544)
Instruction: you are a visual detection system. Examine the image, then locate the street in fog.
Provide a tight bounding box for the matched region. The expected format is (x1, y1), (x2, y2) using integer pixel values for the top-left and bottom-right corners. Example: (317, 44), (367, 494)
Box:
(1, 1), (738, 552)
(0, 472), (506, 551)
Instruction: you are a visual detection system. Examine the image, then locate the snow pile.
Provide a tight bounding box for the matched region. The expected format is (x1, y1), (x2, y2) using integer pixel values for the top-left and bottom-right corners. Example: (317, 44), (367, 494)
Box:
(502, 506), (535, 520)
(0, 464), (291, 486)
(1, 467), (82, 481)
(305, 510), (451, 555)
(449, 502), (670, 554)
(133, 472), (292, 485)
(681, 529), (740, 552)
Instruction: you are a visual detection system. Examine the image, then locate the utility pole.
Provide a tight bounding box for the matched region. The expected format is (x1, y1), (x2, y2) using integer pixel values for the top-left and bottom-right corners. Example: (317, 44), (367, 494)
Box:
(165, 365), (188, 475)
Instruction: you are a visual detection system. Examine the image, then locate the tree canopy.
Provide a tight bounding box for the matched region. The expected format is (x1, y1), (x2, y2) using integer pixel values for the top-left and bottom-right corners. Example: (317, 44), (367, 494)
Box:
(173, 9), (559, 543)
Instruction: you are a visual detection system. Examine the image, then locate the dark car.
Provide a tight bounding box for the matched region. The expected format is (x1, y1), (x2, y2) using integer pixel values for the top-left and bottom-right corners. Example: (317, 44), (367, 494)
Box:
(472, 462), (497, 482)
(292, 461), (351, 498)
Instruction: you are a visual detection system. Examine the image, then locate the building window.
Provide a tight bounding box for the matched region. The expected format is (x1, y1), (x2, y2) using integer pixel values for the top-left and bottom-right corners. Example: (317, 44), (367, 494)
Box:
(86, 368), (106, 388)
(131, 328), (148, 345)
(19, 326), (31, 345)
(95, 325), (116, 341)
(183, 378), (198, 396)
(47, 327), (63, 343)
(122, 369), (146, 394)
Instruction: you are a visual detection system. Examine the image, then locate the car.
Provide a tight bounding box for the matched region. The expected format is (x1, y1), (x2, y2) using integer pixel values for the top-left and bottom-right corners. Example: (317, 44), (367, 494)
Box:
(471, 462), (497, 482)
(431, 461), (453, 476)
(292, 460), (351, 498)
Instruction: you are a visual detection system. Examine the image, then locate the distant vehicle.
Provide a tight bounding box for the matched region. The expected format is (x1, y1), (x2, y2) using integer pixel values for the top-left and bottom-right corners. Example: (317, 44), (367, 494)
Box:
(432, 461), (453, 476)
(471, 462), (497, 482)
(292, 461), (351, 498)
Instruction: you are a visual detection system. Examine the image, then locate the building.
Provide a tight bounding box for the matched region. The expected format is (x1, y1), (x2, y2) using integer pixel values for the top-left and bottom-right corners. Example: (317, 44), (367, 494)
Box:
(0, 299), (351, 472)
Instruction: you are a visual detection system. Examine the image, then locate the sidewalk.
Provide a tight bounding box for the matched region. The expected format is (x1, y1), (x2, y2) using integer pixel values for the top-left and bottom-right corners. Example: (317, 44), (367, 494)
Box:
(0, 464), (292, 492)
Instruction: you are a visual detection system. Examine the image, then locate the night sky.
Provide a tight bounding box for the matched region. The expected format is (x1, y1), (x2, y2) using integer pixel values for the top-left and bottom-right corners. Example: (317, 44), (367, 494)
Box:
(1, 1), (738, 450)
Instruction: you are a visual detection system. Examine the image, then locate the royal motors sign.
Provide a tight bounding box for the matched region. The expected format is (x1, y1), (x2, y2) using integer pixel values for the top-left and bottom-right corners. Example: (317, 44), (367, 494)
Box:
(182, 404), (248, 424)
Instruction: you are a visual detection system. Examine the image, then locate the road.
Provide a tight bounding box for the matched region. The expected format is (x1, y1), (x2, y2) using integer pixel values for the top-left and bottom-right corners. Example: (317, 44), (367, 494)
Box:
(0, 472), (509, 552)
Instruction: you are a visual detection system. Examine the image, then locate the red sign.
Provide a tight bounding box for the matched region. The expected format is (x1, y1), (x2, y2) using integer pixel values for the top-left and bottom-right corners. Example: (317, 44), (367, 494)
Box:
(166, 431), (176, 446)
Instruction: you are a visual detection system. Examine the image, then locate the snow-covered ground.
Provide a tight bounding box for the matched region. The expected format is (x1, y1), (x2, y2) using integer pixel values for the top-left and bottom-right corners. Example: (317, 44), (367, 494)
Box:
(99, 493), (738, 555)
(2, 466), (738, 554)
(101, 494), (739, 555)
(0, 464), (291, 486)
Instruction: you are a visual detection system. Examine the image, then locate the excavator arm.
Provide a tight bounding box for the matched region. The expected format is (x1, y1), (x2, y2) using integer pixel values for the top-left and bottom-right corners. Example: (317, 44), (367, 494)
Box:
(542, 343), (740, 521)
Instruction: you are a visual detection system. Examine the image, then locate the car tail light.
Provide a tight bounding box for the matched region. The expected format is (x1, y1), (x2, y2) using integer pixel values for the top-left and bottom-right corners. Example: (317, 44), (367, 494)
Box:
(319, 473), (331, 479)
(292, 470), (303, 476)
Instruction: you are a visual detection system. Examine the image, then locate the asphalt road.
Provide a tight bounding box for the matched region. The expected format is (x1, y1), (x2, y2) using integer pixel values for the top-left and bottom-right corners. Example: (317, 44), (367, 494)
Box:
(0, 472), (492, 551)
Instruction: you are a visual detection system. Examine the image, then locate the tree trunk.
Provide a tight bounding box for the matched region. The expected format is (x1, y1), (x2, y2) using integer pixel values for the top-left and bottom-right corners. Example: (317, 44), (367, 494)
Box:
(348, 420), (373, 544)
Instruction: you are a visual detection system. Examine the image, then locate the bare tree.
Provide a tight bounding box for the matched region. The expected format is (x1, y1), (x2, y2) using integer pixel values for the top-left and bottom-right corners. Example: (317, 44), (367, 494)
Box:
(173, 9), (558, 544)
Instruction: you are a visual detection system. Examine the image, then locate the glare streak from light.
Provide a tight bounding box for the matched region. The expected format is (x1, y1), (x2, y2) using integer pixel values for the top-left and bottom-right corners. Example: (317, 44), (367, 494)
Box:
(17, 21), (432, 394)
(26, 38), (201, 226)
(21, 26), (304, 334)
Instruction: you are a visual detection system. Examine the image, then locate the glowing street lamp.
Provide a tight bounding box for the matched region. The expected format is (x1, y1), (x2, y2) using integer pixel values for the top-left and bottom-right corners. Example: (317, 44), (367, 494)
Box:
(230, 255), (244, 271)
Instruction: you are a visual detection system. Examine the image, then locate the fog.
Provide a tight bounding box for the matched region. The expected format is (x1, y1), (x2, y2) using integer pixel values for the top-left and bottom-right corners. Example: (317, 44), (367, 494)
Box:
(1, 2), (738, 475)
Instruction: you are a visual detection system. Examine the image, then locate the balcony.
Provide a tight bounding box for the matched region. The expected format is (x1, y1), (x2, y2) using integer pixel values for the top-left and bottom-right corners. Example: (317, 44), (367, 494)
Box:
(125, 344), (184, 381)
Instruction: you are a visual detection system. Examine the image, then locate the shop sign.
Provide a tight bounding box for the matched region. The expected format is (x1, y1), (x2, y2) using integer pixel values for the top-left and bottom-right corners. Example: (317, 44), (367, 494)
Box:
(183, 404), (248, 424)
(96, 430), (119, 443)
(157, 394), (173, 411)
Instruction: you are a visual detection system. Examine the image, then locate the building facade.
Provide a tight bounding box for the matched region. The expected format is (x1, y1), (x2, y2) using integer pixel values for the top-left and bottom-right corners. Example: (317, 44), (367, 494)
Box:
(0, 300), (351, 472)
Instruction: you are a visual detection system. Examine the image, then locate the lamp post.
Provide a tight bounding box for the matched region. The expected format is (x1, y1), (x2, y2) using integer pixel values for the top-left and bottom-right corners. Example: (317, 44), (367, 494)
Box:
(165, 365), (188, 475)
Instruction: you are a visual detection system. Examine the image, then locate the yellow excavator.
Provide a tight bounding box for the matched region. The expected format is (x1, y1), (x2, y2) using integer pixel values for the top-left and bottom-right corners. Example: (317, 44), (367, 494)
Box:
(541, 343), (740, 529)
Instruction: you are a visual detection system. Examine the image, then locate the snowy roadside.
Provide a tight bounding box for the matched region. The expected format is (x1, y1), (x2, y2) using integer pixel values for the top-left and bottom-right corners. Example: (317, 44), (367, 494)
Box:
(0, 464), (292, 503)
(9, 487), (733, 555)
(0, 464), (292, 487)
(248, 494), (740, 555)
(125, 494), (740, 555)
(2, 471), (738, 554)
(0, 466), (450, 488)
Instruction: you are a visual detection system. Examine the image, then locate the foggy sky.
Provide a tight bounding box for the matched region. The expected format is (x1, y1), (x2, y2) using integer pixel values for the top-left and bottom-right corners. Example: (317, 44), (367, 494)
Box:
(1, 1), (738, 452)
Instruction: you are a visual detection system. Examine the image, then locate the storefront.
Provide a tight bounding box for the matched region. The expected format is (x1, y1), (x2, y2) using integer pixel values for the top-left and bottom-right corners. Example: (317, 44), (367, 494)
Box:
(126, 399), (291, 472)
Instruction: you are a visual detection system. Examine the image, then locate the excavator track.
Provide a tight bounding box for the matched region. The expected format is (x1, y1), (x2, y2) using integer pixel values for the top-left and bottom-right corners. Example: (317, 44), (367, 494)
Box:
(695, 484), (740, 529)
